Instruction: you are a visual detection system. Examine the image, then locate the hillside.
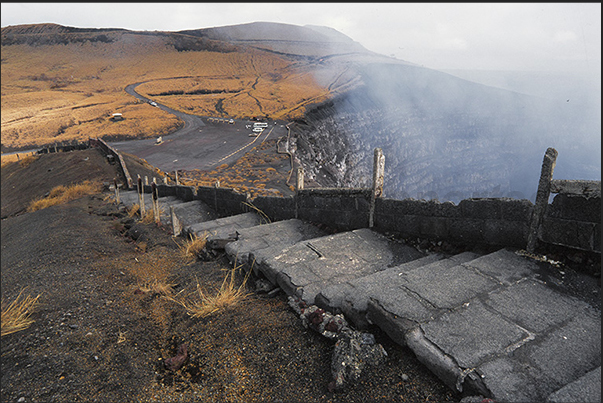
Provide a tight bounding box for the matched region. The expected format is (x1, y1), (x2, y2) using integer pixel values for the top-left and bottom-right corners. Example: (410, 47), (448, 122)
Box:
(1, 22), (358, 152)
(1, 148), (461, 403)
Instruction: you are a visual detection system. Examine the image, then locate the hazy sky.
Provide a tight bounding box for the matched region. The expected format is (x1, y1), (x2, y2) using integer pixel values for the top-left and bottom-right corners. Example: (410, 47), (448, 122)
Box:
(1, 2), (601, 73)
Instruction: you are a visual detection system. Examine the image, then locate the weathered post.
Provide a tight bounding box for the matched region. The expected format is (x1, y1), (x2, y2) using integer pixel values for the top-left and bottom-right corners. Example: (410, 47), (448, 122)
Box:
(296, 167), (305, 191)
(175, 170), (180, 186)
(153, 177), (157, 184)
(527, 147), (558, 253)
(145, 176), (149, 186)
(295, 167), (305, 219)
(164, 176), (168, 184)
(137, 176), (146, 218)
(113, 178), (120, 204)
(151, 182), (160, 223)
(170, 205), (182, 237)
(369, 148), (385, 228)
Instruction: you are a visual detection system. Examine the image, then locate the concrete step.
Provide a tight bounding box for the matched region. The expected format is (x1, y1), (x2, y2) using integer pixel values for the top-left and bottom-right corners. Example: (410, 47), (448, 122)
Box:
(224, 218), (328, 268)
(186, 212), (265, 249)
(364, 248), (601, 402)
(253, 228), (425, 305)
(171, 200), (218, 230)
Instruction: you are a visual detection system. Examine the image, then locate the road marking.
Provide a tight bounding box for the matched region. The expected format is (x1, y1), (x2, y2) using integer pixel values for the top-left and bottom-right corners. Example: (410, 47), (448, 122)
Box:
(216, 126), (274, 163)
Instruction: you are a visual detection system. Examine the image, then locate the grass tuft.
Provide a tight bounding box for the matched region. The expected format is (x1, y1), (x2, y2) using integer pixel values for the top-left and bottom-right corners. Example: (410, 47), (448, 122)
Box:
(167, 267), (251, 318)
(177, 232), (209, 260)
(1, 289), (41, 337)
(27, 180), (102, 212)
(136, 278), (176, 296)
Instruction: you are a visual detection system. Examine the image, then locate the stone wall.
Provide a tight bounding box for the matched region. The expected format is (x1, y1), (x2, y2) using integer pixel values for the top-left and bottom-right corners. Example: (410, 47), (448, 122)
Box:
(541, 194), (601, 253)
(373, 197), (533, 248)
(140, 182), (600, 253)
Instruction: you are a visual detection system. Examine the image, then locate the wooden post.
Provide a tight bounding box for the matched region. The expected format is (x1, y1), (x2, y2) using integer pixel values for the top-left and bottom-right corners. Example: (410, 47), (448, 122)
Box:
(151, 182), (160, 223)
(113, 178), (120, 204)
(527, 147), (558, 253)
(145, 176), (149, 186)
(164, 176), (168, 184)
(369, 148), (385, 228)
(137, 177), (146, 217)
(175, 170), (180, 185)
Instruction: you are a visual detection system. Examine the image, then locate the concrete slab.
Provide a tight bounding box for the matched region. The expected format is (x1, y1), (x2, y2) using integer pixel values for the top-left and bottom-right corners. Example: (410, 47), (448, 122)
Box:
(512, 307), (601, 393)
(484, 278), (593, 333)
(187, 212), (262, 248)
(259, 228), (423, 305)
(421, 299), (530, 369)
(465, 248), (539, 285)
(364, 252), (483, 331)
(172, 200), (217, 228)
(316, 254), (445, 327)
(224, 219), (327, 267)
(401, 263), (499, 309)
(546, 366), (601, 403)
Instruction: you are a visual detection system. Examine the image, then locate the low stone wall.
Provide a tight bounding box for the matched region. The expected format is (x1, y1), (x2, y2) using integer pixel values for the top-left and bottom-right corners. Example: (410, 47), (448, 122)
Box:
(114, 143), (599, 254)
(296, 188), (372, 230)
(134, 182), (600, 253)
(89, 138), (133, 189)
(540, 194), (601, 253)
(374, 197), (533, 248)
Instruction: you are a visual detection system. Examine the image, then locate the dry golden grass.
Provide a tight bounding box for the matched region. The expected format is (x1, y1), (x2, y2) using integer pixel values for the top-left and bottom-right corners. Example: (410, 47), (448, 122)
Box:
(27, 180), (102, 212)
(167, 268), (251, 318)
(2, 31), (334, 151)
(136, 278), (176, 296)
(140, 205), (164, 224)
(177, 232), (209, 260)
(1, 288), (41, 337)
(1, 152), (38, 167)
(127, 203), (140, 217)
(185, 140), (291, 198)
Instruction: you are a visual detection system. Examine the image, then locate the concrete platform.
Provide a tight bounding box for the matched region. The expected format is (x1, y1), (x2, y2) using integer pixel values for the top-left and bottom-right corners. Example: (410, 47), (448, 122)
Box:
(254, 228), (424, 305)
(186, 212), (264, 248)
(365, 248), (601, 402)
(224, 218), (328, 268)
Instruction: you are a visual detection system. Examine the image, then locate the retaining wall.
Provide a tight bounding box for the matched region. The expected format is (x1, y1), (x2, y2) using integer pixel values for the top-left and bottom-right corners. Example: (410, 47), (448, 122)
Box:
(89, 138), (133, 189)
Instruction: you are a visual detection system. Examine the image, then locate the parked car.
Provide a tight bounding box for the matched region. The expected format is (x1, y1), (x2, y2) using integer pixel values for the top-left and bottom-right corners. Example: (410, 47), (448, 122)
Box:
(149, 101), (158, 107)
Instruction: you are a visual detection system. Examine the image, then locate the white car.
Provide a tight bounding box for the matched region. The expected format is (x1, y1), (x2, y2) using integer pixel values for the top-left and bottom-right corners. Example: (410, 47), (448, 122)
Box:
(252, 127), (264, 133)
(149, 101), (158, 107)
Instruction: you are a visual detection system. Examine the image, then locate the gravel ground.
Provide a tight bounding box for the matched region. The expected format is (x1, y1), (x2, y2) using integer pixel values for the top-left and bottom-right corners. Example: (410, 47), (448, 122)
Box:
(1, 149), (461, 402)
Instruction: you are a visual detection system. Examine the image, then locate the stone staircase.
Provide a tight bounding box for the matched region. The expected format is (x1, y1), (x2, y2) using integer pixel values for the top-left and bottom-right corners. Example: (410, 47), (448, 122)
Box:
(117, 189), (601, 402)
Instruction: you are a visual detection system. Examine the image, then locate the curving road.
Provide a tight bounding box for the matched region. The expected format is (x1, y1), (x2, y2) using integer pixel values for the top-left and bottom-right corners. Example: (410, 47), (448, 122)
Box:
(109, 82), (287, 173)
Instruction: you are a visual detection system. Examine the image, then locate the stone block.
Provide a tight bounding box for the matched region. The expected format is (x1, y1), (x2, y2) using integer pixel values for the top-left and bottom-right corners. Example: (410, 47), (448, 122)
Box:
(483, 219), (528, 247)
(459, 198), (502, 220)
(500, 198), (533, 221)
(448, 218), (484, 243)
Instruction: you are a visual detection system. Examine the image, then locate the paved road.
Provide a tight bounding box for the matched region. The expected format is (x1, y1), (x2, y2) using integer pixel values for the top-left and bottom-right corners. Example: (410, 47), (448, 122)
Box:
(110, 82), (288, 172)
